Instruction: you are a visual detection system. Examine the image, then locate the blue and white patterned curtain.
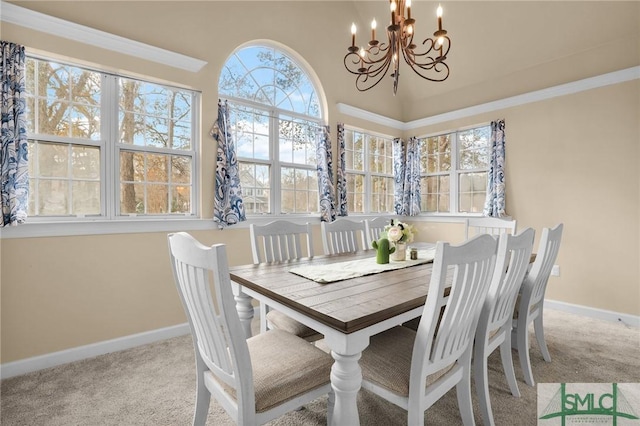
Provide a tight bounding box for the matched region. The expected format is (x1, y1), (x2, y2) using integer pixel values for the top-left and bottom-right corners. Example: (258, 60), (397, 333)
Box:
(393, 137), (421, 216)
(483, 119), (507, 217)
(316, 124), (337, 222)
(1, 41), (29, 227)
(211, 99), (245, 228)
(335, 123), (348, 217)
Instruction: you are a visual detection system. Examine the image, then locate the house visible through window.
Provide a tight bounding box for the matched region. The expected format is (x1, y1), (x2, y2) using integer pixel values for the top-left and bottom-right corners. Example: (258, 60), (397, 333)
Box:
(25, 56), (199, 219)
(218, 44), (323, 215)
(343, 127), (395, 214)
(419, 124), (491, 214)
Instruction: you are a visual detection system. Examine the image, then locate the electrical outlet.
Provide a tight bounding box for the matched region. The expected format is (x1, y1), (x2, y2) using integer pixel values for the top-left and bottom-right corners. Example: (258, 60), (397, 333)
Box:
(551, 265), (560, 277)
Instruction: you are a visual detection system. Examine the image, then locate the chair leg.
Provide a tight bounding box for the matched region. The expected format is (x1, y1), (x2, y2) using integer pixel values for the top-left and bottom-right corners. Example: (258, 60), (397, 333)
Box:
(407, 402), (425, 426)
(534, 314), (551, 362)
(259, 303), (269, 334)
(516, 319), (535, 387)
(193, 375), (211, 426)
(193, 353), (211, 426)
(456, 354), (476, 426)
(500, 333), (521, 398)
(473, 338), (494, 426)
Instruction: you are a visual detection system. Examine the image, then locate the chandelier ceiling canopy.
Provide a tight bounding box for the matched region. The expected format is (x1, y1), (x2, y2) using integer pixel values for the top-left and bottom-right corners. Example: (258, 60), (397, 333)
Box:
(344, 1), (451, 95)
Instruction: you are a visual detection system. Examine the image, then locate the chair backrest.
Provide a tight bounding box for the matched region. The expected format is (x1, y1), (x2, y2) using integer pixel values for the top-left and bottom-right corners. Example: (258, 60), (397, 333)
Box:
(465, 217), (517, 240)
(521, 223), (563, 310)
(365, 216), (394, 248)
(250, 220), (313, 264)
(482, 228), (535, 333)
(320, 218), (368, 255)
(167, 232), (255, 414)
(412, 234), (498, 375)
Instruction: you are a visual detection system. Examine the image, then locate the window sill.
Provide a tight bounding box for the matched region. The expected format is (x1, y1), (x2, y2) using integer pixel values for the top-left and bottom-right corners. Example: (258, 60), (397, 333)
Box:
(0, 218), (215, 239)
(0, 213), (485, 239)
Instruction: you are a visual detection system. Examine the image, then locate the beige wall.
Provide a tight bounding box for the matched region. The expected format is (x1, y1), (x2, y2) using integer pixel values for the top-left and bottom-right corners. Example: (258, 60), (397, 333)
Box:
(1, 1), (639, 363)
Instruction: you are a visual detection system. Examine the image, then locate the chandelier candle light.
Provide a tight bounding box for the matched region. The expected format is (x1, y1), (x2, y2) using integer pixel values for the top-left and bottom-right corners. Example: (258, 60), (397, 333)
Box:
(345, 1), (451, 95)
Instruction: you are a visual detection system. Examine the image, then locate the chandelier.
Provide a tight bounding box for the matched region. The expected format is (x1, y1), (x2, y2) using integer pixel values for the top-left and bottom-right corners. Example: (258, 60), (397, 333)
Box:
(344, 1), (451, 95)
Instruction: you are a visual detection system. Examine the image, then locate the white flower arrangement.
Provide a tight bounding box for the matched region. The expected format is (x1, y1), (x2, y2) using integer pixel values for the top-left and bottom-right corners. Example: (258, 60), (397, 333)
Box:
(383, 219), (415, 244)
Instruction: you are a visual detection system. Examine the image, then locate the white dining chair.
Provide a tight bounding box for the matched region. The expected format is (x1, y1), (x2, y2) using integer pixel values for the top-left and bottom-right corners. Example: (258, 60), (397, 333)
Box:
(167, 232), (334, 425)
(465, 217), (517, 240)
(365, 216), (393, 248)
(320, 217), (368, 255)
(474, 228), (535, 426)
(358, 234), (498, 425)
(250, 221), (322, 342)
(512, 223), (564, 387)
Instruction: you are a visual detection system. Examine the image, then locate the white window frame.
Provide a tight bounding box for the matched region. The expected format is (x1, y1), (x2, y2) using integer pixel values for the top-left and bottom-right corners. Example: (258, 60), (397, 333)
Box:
(419, 122), (491, 216)
(224, 97), (322, 216)
(24, 54), (200, 223)
(343, 125), (395, 215)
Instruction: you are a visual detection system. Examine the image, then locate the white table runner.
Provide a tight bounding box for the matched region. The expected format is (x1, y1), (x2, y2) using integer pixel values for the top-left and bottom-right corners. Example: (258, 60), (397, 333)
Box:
(289, 248), (437, 284)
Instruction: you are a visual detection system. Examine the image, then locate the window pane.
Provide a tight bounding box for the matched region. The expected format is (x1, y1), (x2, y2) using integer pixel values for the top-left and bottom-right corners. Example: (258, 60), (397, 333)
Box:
(119, 78), (193, 151)
(119, 151), (170, 215)
(29, 140), (102, 216)
(371, 175), (393, 213)
(171, 185), (191, 213)
(279, 116), (316, 166)
(38, 180), (69, 215)
(219, 45), (321, 117)
(147, 184), (169, 213)
(230, 104), (270, 161)
(281, 167), (318, 213)
(458, 172), (487, 213)
(240, 162), (270, 214)
(421, 175), (449, 213)
(72, 181), (100, 214)
(171, 156), (191, 184)
(346, 130), (364, 171)
(459, 127), (490, 170)
(38, 142), (68, 178)
(120, 183), (143, 214)
(25, 58), (102, 140)
(421, 134), (451, 173)
(370, 137), (393, 174)
(71, 146), (100, 179)
(346, 173), (364, 213)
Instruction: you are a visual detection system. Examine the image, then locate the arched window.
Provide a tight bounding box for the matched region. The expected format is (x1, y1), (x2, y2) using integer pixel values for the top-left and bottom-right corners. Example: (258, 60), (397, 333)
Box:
(219, 43), (324, 215)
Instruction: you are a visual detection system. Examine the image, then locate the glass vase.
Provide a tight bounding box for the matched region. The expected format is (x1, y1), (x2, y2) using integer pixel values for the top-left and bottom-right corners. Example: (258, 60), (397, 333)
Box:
(391, 242), (407, 261)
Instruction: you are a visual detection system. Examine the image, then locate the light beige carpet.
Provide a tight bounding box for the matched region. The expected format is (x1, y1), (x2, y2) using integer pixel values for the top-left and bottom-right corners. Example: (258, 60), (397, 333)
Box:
(1, 309), (639, 425)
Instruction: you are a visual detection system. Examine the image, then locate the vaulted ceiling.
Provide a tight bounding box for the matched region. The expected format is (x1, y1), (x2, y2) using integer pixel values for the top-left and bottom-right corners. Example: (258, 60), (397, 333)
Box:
(349, 1), (639, 119)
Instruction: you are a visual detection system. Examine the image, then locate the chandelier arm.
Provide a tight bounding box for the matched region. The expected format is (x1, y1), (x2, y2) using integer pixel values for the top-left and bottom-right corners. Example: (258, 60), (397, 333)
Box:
(356, 53), (393, 91)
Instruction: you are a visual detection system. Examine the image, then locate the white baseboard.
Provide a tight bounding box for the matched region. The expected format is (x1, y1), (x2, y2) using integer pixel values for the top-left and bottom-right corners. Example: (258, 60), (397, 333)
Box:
(545, 299), (640, 328)
(0, 322), (190, 380)
(2, 304), (636, 380)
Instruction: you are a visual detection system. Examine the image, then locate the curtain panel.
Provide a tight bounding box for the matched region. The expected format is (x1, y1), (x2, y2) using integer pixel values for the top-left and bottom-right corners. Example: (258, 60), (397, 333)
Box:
(1, 41), (29, 227)
(483, 119), (507, 217)
(316, 124), (337, 222)
(335, 123), (348, 217)
(211, 99), (246, 228)
(393, 137), (421, 216)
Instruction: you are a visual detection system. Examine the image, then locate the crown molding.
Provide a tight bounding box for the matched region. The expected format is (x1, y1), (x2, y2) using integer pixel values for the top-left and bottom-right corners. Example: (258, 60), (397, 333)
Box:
(336, 103), (406, 130)
(0, 1), (207, 73)
(338, 66), (640, 131)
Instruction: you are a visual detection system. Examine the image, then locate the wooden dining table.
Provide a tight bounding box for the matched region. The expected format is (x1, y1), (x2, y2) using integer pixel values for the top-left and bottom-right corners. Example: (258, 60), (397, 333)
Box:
(228, 249), (438, 426)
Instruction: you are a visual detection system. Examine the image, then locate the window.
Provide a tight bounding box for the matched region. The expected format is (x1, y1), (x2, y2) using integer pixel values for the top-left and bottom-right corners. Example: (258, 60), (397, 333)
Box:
(343, 127), (395, 214)
(218, 44), (323, 215)
(25, 56), (199, 219)
(419, 124), (491, 214)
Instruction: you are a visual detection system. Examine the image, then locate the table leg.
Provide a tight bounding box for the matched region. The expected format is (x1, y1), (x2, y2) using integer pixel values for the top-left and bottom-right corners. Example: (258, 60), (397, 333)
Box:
(233, 289), (254, 339)
(329, 351), (362, 426)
